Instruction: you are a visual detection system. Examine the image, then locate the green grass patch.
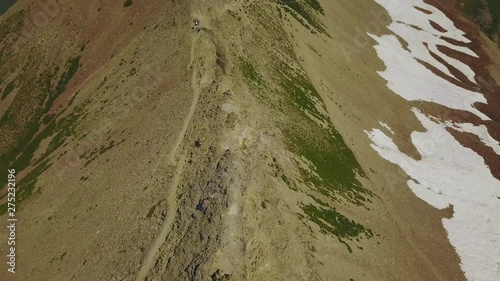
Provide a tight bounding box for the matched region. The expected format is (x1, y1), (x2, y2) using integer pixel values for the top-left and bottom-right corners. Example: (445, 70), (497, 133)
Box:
(237, 12), (373, 245)
(239, 59), (263, 85)
(82, 140), (117, 159)
(0, 55), (82, 195)
(240, 57), (371, 207)
(0, 10), (26, 43)
(0, 103), (14, 123)
(54, 56), (81, 100)
(303, 203), (373, 252)
(0, 158), (52, 216)
(146, 205), (156, 218)
(274, 61), (369, 205)
(305, 0), (324, 15)
(32, 103), (86, 167)
(0, 10), (27, 67)
(277, 0), (326, 35)
(274, 59), (372, 246)
(283, 125), (370, 206)
(276, 62), (328, 123)
(1, 80), (15, 100)
(124, 0), (133, 7)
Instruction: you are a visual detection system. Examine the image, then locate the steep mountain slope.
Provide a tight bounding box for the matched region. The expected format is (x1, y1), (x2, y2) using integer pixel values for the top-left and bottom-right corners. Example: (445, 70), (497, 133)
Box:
(0, 1), (195, 280)
(0, 0), (499, 281)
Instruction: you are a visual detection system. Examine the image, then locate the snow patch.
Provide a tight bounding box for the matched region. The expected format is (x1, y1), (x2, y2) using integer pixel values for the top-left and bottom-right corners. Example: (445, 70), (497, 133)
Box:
(369, 0), (489, 120)
(379, 121), (395, 135)
(368, 1), (499, 280)
(368, 33), (487, 120)
(376, 0), (479, 72)
(446, 122), (500, 155)
(366, 109), (500, 281)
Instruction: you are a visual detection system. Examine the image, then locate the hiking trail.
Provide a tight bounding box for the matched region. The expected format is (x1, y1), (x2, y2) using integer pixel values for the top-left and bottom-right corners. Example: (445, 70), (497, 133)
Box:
(135, 30), (204, 281)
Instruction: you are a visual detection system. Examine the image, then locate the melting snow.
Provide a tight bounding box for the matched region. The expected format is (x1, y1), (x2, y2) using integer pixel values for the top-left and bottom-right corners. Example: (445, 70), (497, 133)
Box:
(369, 0), (489, 120)
(367, 1), (500, 280)
(447, 122), (500, 155)
(379, 121), (395, 135)
(375, 0), (478, 82)
(366, 109), (500, 281)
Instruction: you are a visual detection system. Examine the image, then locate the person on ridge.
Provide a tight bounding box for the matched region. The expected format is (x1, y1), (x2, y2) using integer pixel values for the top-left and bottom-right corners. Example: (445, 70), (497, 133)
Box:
(192, 18), (200, 32)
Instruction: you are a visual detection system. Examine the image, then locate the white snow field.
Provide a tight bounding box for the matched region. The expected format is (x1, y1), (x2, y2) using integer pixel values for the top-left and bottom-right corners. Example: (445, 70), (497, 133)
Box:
(369, 0), (490, 120)
(365, 109), (500, 281)
(367, 1), (500, 280)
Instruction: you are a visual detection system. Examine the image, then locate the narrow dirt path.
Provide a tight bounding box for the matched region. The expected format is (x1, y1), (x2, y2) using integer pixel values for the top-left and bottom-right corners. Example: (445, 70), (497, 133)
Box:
(135, 153), (187, 281)
(135, 33), (202, 281)
(167, 35), (202, 165)
(135, 2), (247, 278)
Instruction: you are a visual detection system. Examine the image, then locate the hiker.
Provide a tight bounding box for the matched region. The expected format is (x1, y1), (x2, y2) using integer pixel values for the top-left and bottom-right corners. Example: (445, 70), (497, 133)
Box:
(192, 18), (200, 32)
